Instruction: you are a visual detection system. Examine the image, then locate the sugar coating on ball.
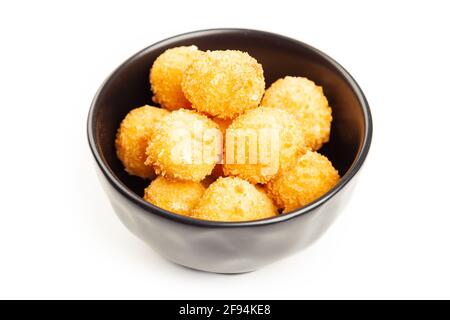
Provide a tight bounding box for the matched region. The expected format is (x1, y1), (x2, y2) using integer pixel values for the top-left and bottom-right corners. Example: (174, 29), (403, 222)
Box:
(192, 177), (278, 222)
(145, 109), (221, 182)
(266, 151), (340, 212)
(223, 107), (307, 184)
(143, 176), (205, 216)
(262, 76), (332, 150)
(115, 105), (169, 179)
(150, 46), (202, 111)
(182, 50), (265, 119)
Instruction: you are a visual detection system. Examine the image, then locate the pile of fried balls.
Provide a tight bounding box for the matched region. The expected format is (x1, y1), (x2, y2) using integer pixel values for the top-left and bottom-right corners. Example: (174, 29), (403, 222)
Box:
(115, 46), (340, 222)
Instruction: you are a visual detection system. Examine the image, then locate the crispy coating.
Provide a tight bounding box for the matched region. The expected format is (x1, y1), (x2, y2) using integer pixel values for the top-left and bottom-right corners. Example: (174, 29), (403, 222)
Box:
(145, 109), (221, 182)
(262, 76), (332, 150)
(115, 105), (169, 179)
(150, 46), (202, 111)
(182, 50), (265, 119)
(266, 151), (340, 212)
(223, 107), (307, 184)
(192, 177), (278, 222)
(143, 176), (205, 216)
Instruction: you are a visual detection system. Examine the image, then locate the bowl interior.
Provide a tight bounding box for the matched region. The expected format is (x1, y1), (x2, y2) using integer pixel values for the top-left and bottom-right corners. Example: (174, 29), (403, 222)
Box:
(90, 29), (368, 199)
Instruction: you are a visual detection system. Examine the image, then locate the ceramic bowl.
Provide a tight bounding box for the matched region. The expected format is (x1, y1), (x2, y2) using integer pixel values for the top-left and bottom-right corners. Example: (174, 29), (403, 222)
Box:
(87, 29), (372, 273)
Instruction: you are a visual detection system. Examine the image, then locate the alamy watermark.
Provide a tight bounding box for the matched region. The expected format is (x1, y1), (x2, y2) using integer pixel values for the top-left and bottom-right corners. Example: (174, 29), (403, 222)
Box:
(169, 122), (281, 176)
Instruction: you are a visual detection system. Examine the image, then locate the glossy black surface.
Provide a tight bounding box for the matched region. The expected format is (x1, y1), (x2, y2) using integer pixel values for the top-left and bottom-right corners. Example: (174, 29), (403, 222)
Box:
(87, 29), (372, 273)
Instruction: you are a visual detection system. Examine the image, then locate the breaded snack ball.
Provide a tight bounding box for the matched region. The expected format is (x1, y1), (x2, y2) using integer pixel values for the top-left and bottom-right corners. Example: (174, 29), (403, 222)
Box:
(143, 176), (205, 216)
(115, 105), (169, 179)
(262, 76), (332, 150)
(150, 46), (202, 111)
(223, 107), (307, 184)
(145, 109), (221, 182)
(182, 50), (265, 119)
(266, 151), (340, 212)
(192, 177), (277, 222)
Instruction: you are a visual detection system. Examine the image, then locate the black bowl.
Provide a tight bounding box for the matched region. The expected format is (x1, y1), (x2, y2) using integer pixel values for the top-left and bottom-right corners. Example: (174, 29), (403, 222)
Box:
(87, 29), (372, 273)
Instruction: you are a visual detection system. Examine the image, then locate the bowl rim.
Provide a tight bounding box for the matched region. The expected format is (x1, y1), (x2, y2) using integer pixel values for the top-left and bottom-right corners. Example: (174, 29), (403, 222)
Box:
(87, 28), (373, 228)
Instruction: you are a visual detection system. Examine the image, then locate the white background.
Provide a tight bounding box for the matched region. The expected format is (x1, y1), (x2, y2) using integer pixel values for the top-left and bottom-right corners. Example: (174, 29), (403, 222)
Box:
(0, 0), (449, 300)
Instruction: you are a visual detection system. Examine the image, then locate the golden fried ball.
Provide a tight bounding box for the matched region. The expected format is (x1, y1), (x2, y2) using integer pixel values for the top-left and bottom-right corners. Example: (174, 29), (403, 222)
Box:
(150, 46), (202, 111)
(182, 50), (265, 119)
(266, 151), (340, 212)
(145, 109), (221, 182)
(261, 76), (332, 150)
(143, 176), (205, 216)
(192, 177), (278, 222)
(223, 107), (307, 184)
(115, 105), (169, 179)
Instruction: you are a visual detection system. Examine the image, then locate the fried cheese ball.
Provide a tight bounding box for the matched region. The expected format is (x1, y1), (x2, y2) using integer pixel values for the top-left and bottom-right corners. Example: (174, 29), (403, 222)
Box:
(262, 76), (332, 150)
(143, 176), (205, 216)
(223, 107), (307, 184)
(115, 105), (169, 179)
(266, 151), (340, 213)
(182, 50), (265, 119)
(192, 177), (277, 222)
(150, 46), (202, 111)
(145, 109), (221, 182)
